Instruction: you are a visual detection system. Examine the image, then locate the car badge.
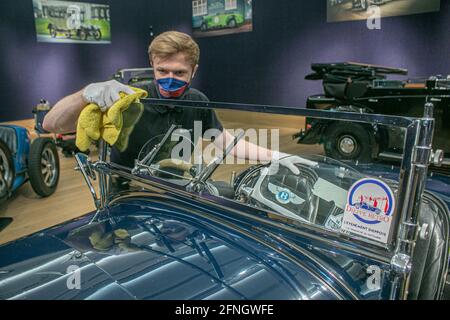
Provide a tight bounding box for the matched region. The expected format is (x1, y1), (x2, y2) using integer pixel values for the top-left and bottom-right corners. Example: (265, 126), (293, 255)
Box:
(268, 183), (304, 205)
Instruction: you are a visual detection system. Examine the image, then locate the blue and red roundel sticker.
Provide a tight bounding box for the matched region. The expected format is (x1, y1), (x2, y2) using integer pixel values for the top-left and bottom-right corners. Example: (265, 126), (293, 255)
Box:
(341, 178), (396, 244)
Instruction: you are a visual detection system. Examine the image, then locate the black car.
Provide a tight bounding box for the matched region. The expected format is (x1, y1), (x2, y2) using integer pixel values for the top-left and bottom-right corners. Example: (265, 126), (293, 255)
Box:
(294, 62), (450, 168)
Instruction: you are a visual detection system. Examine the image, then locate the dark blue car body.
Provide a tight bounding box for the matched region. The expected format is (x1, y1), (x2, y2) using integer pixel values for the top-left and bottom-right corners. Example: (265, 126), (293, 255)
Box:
(0, 190), (384, 300)
(0, 163), (449, 300)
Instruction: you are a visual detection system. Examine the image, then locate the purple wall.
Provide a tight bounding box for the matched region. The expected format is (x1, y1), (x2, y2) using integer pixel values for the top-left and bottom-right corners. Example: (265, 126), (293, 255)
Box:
(196, 0), (450, 107)
(0, 0), (190, 122)
(1, 0), (449, 121)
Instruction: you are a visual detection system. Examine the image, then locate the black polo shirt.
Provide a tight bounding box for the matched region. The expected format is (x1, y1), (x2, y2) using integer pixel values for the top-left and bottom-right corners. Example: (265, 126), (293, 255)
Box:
(110, 81), (223, 168)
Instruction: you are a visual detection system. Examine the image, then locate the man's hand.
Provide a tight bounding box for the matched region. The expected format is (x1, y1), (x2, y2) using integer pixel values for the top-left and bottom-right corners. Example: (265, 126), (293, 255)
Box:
(82, 80), (135, 112)
(269, 151), (318, 175)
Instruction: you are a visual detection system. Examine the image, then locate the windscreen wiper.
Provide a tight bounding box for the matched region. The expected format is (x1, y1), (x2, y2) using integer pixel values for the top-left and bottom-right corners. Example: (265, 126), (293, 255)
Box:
(191, 130), (245, 190)
(188, 231), (224, 279)
(134, 124), (178, 171)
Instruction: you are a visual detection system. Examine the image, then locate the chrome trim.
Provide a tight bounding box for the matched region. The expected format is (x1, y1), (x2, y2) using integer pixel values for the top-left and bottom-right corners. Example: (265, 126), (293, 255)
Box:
(88, 140), (109, 224)
(338, 136), (356, 155)
(191, 130), (245, 188)
(98, 140), (108, 209)
(390, 103), (436, 299)
(378, 152), (403, 160)
(74, 153), (99, 209)
(140, 98), (416, 128)
(41, 146), (57, 187)
(379, 152), (450, 166)
(135, 124), (178, 168)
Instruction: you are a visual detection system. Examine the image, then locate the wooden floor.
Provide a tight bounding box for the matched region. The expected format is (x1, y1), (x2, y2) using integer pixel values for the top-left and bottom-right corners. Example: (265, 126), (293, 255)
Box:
(0, 111), (323, 245)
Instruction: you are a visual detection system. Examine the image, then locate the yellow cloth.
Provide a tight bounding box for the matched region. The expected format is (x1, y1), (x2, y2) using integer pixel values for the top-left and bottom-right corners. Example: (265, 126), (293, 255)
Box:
(76, 87), (147, 152)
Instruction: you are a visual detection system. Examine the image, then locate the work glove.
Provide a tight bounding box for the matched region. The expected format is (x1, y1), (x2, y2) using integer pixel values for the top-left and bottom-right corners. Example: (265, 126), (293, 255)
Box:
(82, 80), (135, 112)
(268, 151), (318, 175)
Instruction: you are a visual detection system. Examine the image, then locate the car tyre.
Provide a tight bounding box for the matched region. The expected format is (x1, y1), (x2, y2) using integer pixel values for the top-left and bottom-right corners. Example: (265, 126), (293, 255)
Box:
(323, 122), (375, 163)
(0, 140), (14, 202)
(79, 29), (88, 40)
(361, 0), (369, 10)
(227, 18), (237, 28)
(28, 138), (60, 197)
(49, 27), (57, 38)
(93, 29), (102, 41)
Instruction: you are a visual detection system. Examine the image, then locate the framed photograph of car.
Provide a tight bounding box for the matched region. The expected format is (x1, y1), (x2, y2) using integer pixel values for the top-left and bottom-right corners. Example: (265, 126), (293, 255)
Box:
(32, 0), (111, 44)
(192, 0), (253, 38)
(327, 0), (441, 23)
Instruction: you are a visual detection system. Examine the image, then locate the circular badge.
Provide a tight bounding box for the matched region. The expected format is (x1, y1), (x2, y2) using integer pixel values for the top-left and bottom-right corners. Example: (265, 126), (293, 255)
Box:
(347, 178), (395, 225)
(276, 190), (291, 204)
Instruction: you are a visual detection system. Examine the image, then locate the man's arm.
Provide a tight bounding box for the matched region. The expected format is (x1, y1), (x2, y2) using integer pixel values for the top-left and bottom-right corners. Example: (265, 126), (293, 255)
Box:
(213, 130), (318, 174)
(43, 90), (87, 134)
(214, 130), (273, 162)
(43, 80), (135, 134)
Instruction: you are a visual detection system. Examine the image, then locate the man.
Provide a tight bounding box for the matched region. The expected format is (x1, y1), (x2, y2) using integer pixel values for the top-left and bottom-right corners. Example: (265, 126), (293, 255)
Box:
(44, 31), (315, 174)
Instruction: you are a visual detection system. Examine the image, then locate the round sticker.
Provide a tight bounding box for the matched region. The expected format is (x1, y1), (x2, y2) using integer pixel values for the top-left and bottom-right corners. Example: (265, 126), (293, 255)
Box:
(347, 178), (395, 225)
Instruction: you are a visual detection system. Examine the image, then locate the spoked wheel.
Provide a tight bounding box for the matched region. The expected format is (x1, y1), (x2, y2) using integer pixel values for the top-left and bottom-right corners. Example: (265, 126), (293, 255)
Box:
(361, 0), (369, 10)
(28, 138), (60, 197)
(227, 18), (237, 28)
(79, 29), (88, 40)
(93, 29), (102, 41)
(0, 140), (14, 202)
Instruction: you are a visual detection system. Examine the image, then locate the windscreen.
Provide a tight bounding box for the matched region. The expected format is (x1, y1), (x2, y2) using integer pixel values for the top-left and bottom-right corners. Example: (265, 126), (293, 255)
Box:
(120, 103), (408, 247)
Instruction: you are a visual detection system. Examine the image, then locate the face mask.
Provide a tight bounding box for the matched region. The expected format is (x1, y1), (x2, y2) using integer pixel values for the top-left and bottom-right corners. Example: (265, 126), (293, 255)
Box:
(156, 77), (189, 98)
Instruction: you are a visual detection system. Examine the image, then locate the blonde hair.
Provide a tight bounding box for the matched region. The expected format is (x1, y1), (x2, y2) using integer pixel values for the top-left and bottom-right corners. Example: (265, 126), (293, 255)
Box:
(148, 31), (200, 68)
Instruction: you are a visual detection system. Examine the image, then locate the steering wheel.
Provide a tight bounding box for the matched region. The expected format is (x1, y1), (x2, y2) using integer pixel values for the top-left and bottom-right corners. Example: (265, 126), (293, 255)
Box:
(236, 163), (320, 223)
(156, 159), (195, 178)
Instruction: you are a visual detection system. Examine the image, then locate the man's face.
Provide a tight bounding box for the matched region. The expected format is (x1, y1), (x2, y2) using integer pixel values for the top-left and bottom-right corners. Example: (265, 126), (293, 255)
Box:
(151, 52), (198, 83)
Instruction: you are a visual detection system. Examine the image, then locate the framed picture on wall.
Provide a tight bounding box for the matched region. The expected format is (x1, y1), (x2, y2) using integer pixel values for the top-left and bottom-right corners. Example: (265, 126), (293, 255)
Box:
(192, 0), (253, 38)
(32, 0), (111, 44)
(327, 0), (441, 23)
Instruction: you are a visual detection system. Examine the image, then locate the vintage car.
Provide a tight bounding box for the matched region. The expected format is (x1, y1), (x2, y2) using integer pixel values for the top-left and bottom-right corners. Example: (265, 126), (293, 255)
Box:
(200, 12), (244, 31)
(294, 62), (450, 170)
(329, 0), (351, 7)
(0, 124), (59, 202)
(0, 100), (60, 231)
(0, 98), (448, 300)
(352, 0), (396, 10)
(47, 23), (102, 41)
(46, 5), (102, 41)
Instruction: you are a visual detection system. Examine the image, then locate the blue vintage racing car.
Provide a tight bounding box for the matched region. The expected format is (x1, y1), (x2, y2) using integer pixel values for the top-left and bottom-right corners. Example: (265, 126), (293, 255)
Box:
(0, 125), (59, 203)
